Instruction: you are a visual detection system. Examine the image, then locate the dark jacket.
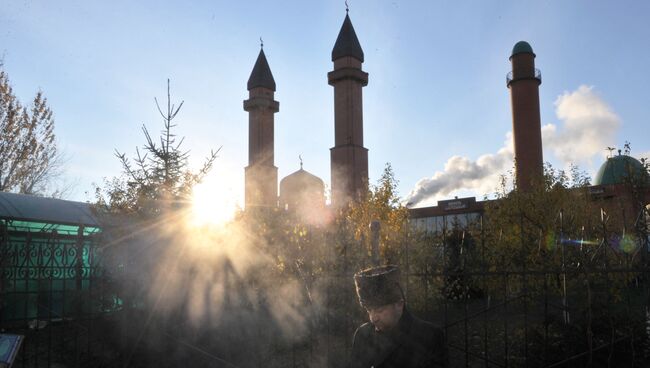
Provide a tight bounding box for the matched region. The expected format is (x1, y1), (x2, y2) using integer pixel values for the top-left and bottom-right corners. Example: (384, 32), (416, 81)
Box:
(349, 308), (448, 368)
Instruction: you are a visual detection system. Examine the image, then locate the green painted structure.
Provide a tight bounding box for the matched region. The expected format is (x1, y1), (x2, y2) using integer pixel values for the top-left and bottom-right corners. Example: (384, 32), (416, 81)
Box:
(593, 154), (649, 186)
(511, 41), (535, 58)
(0, 192), (105, 322)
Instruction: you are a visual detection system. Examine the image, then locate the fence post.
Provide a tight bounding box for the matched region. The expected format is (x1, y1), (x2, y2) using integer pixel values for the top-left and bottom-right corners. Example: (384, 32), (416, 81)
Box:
(75, 226), (85, 316)
(370, 221), (380, 266)
(75, 225), (85, 367)
(0, 220), (6, 326)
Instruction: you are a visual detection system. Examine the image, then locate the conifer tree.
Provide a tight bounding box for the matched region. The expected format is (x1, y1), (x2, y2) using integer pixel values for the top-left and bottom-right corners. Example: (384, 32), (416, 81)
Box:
(96, 79), (218, 219)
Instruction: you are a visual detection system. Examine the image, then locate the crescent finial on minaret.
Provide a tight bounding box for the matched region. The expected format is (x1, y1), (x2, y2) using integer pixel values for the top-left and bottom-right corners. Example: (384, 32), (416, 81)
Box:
(299, 155), (303, 169)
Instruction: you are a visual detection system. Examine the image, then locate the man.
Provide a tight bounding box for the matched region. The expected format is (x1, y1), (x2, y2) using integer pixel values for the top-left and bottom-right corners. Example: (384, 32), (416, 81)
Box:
(349, 265), (448, 368)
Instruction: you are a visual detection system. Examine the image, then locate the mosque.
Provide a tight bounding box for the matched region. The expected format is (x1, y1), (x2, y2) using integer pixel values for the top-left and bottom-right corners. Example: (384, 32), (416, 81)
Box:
(241, 10), (650, 230)
(243, 11), (368, 214)
(0, 12), (647, 231)
(0, 9), (648, 327)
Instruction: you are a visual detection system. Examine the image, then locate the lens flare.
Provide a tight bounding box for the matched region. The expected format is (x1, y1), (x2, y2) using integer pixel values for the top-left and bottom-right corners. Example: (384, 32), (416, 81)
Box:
(566, 238), (598, 246)
(607, 233), (639, 254)
(547, 234), (599, 249)
(619, 234), (638, 254)
(545, 233), (557, 250)
(189, 171), (240, 226)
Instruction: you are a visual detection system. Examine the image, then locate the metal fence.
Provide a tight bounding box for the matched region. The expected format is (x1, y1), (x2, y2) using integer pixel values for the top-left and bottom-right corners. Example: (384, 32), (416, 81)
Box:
(403, 208), (650, 367)
(1, 209), (649, 367)
(0, 220), (111, 367)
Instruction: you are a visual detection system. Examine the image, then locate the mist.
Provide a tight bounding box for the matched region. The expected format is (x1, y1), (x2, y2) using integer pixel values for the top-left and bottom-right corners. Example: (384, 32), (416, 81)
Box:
(97, 207), (360, 368)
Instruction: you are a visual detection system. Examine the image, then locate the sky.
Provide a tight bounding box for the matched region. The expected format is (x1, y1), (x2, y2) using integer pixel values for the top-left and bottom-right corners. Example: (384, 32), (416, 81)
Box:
(1, 0), (649, 208)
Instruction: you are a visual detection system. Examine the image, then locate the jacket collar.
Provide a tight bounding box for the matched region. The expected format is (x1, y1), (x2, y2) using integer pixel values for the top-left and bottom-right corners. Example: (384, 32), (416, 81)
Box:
(398, 306), (414, 334)
(368, 306), (412, 367)
(376, 306), (413, 340)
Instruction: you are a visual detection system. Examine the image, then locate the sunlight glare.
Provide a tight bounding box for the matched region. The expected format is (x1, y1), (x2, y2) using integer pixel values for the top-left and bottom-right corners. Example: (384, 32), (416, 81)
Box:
(190, 172), (240, 226)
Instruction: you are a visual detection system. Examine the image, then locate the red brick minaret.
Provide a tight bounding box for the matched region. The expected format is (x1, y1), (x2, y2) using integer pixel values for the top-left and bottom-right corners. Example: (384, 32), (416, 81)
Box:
(328, 11), (369, 207)
(244, 47), (279, 208)
(507, 41), (543, 191)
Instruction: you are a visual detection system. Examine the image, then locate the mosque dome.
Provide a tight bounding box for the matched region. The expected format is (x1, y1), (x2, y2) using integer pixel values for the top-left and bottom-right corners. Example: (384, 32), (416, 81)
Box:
(280, 168), (324, 190)
(279, 166), (325, 211)
(511, 41), (535, 58)
(593, 154), (649, 186)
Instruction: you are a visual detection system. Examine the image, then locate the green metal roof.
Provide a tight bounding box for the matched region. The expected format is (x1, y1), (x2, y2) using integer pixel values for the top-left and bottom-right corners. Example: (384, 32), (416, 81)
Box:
(593, 155), (649, 186)
(3, 219), (100, 235)
(0, 191), (99, 227)
(511, 41), (535, 58)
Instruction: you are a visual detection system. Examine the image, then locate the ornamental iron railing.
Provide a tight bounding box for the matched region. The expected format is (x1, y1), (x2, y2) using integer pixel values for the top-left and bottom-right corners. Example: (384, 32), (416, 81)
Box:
(1, 205), (649, 367)
(507, 68), (542, 86)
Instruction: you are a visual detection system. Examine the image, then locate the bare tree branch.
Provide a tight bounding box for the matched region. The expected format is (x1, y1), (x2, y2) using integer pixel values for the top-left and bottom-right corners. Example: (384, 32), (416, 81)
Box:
(0, 66), (63, 195)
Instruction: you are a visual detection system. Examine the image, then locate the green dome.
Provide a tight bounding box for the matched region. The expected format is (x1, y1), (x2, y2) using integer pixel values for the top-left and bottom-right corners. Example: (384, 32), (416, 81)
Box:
(594, 155), (649, 186)
(511, 41), (535, 57)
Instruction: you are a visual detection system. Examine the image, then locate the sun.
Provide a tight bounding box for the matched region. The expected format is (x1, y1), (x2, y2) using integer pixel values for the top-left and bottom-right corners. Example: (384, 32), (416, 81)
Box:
(189, 172), (240, 227)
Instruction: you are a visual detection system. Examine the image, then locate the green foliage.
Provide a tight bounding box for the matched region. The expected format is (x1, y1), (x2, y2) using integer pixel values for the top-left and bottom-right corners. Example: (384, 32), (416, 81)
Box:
(484, 162), (598, 271)
(242, 163), (410, 279)
(227, 163), (412, 344)
(482, 162), (646, 306)
(346, 163), (410, 264)
(0, 63), (62, 195)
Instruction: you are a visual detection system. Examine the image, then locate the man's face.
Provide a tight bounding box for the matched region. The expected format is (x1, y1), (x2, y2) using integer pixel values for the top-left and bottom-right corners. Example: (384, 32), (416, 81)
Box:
(365, 301), (404, 332)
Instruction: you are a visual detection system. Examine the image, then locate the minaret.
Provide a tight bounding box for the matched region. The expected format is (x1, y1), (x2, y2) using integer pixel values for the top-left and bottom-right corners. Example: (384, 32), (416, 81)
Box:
(507, 41), (543, 191)
(328, 11), (369, 207)
(244, 45), (279, 208)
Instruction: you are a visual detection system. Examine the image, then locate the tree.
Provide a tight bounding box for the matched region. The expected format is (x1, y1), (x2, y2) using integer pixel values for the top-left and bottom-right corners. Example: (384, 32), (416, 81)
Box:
(95, 79), (218, 218)
(346, 163), (410, 265)
(483, 163), (598, 271)
(94, 79), (219, 307)
(92, 80), (222, 366)
(480, 162), (649, 363)
(0, 64), (62, 195)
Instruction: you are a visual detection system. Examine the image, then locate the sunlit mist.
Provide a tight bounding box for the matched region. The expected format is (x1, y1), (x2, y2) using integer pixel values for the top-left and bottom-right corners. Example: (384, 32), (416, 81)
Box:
(190, 172), (240, 226)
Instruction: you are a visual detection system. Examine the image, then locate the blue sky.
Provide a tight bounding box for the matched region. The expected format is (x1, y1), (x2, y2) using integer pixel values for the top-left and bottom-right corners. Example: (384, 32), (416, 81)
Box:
(1, 0), (649, 207)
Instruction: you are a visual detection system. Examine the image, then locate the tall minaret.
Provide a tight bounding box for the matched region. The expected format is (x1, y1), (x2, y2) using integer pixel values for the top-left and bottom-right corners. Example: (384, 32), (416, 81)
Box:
(244, 46), (279, 208)
(328, 10), (369, 207)
(507, 41), (543, 191)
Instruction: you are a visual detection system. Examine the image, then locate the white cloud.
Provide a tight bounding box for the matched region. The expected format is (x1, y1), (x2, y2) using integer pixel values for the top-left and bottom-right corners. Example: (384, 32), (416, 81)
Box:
(405, 136), (513, 207)
(543, 85), (620, 166)
(406, 85), (621, 207)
